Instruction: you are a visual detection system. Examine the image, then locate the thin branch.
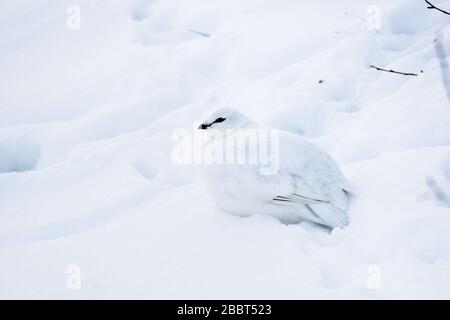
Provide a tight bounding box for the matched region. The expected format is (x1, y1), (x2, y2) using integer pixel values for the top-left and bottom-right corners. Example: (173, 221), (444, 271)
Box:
(333, 30), (358, 36)
(425, 0), (450, 15)
(369, 65), (419, 77)
(344, 12), (367, 23)
(344, 11), (380, 34)
(189, 29), (211, 37)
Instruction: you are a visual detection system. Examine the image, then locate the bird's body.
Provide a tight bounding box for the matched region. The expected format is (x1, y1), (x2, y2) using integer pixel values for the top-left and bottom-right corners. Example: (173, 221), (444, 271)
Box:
(199, 108), (354, 229)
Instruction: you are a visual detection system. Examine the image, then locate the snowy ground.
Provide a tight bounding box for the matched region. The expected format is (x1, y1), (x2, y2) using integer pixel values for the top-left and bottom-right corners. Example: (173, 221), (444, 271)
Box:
(1, 0), (450, 299)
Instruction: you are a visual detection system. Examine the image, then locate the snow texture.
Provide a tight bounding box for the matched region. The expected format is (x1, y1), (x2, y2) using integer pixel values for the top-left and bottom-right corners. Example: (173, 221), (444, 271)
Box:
(0, 0), (450, 299)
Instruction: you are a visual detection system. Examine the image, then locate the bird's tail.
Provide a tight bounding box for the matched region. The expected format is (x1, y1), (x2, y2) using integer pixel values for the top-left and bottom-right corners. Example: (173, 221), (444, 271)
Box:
(306, 203), (349, 229)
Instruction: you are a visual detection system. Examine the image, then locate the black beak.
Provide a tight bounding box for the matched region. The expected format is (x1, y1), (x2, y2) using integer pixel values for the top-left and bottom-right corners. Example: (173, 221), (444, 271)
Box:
(198, 123), (209, 130)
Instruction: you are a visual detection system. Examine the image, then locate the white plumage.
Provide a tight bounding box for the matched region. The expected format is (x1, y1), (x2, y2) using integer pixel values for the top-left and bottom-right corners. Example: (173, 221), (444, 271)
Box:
(199, 108), (354, 229)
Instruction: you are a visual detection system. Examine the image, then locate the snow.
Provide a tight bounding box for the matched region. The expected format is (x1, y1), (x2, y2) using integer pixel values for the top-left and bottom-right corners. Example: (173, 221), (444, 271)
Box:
(0, 0), (450, 299)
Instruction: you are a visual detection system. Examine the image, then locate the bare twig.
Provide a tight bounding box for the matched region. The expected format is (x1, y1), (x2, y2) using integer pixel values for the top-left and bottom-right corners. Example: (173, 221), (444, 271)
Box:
(344, 11), (380, 34)
(333, 30), (358, 36)
(370, 65), (419, 76)
(344, 12), (367, 23)
(189, 29), (211, 37)
(425, 0), (450, 15)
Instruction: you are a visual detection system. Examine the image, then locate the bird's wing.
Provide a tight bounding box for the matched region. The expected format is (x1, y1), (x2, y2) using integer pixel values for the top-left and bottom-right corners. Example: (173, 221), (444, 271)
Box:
(277, 132), (353, 208)
(267, 131), (352, 228)
(272, 192), (348, 228)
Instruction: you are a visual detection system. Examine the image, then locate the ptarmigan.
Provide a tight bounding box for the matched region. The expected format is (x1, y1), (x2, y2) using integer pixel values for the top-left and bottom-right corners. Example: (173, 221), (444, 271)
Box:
(199, 108), (354, 229)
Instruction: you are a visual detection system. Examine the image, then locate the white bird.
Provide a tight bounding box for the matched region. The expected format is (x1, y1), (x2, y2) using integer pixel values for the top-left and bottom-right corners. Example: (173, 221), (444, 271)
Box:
(199, 108), (355, 230)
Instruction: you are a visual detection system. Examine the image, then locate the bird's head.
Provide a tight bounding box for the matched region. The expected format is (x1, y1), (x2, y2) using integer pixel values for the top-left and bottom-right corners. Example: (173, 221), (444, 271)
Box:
(198, 108), (254, 131)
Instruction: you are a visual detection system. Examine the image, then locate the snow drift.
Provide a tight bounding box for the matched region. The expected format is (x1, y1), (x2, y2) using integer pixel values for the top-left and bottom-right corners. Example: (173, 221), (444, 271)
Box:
(0, 0), (449, 299)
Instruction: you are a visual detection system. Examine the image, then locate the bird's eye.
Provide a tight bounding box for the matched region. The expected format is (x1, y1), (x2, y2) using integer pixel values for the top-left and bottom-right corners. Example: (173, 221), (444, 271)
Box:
(214, 117), (226, 123)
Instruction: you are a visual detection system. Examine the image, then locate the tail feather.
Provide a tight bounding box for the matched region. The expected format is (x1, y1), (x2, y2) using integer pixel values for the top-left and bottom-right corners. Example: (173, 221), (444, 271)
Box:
(272, 194), (349, 229)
